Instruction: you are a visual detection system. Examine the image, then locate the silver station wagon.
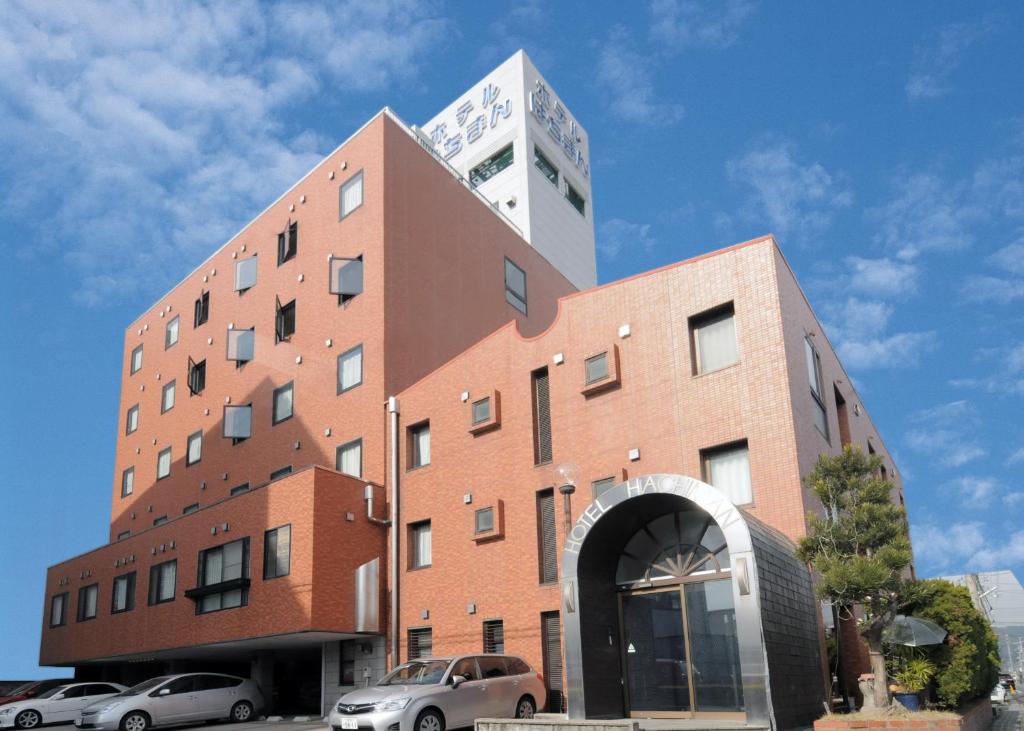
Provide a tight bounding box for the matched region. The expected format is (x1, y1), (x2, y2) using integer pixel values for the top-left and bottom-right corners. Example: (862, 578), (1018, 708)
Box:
(75, 674), (263, 731)
(329, 655), (545, 731)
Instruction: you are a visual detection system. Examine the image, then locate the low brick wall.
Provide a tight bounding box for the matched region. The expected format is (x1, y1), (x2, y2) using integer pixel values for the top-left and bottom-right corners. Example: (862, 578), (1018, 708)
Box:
(476, 719), (639, 731)
(813, 697), (992, 731)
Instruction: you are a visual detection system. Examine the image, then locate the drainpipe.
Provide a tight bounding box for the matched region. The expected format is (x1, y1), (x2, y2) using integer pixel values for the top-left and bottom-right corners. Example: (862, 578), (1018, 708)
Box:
(388, 396), (400, 670)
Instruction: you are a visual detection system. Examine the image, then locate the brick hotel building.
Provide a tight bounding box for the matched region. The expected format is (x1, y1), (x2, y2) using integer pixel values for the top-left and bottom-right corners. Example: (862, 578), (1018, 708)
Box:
(39, 52), (905, 730)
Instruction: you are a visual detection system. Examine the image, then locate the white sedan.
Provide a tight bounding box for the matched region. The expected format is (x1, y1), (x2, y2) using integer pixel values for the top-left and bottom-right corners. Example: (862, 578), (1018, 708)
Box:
(0, 684), (126, 729)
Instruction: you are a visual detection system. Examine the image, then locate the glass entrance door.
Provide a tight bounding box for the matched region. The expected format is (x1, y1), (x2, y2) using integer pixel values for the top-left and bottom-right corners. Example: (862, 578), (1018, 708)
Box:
(620, 579), (744, 718)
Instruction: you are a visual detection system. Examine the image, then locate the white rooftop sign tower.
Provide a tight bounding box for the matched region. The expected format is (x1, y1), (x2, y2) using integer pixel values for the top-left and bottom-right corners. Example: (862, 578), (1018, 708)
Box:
(420, 49), (597, 289)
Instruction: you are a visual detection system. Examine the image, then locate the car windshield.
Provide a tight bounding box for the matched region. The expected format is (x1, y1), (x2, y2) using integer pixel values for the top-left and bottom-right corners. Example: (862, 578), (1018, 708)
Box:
(36, 686), (70, 699)
(378, 661), (449, 686)
(119, 677), (171, 696)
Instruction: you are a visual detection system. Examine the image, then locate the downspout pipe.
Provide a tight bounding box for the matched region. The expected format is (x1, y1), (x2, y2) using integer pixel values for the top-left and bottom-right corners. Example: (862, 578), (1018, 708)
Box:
(388, 396), (400, 670)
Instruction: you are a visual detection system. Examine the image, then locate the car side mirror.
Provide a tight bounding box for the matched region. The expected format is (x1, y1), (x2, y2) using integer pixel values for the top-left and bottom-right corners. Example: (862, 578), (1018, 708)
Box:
(53, 694), (66, 701)
(450, 675), (467, 689)
(158, 688), (171, 696)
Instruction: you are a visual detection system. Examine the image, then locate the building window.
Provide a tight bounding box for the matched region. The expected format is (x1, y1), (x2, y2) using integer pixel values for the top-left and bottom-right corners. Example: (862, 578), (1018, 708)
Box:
(226, 327), (255, 363)
(472, 397), (491, 425)
(165, 316), (179, 350)
(126, 404), (139, 435)
(272, 382), (294, 425)
(130, 344), (143, 374)
(195, 538), (249, 614)
(532, 368), (552, 465)
(592, 476), (616, 499)
(475, 507), (494, 534)
(584, 352), (609, 385)
(117, 530), (131, 541)
(270, 465), (292, 481)
(223, 404), (252, 441)
(161, 380), (176, 413)
(230, 483), (250, 496)
(121, 467), (135, 498)
(691, 303), (738, 374)
(340, 170), (364, 219)
(470, 144), (514, 186)
(702, 441), (752, 505)
(329, 255), (364, 303)
(263, 525), (291, 580)
(148, 560), (177, 605)
(565, 182), (585, 215)
(278, 221), (298, 265)
(410, 521), (432, 569)
(540, 611), (564, 712)
(805, 337), (829, 440)
(188, 358), (206, 395)
(275, 298), (296, 343)
(156, 447), (172, 481)
(537, 489), (557, 584)
(504, 257), (527, 314)
(77, 584), (99, 622)
(534, 146), (558, 186)
(483, 619), (505, 654)
(183, 503), (199, 515)
(337, 344), (363, 393)
(338, 641), (356, 685)
(408, 627), (432, 660)
(111, 572), (136, 614)
(409, 422), (431, 469)
(50, 592), (68, 627)
(336, 439), (362, 478)
(194, 291), (210, 328)
(186, 430), (202, 466)
(234, 256), (258, 292)
(153, 515), (168, 527)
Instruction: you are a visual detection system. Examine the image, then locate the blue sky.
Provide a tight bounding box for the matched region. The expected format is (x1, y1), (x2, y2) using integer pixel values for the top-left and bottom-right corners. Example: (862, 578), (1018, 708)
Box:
(1, 1), (1022, 677)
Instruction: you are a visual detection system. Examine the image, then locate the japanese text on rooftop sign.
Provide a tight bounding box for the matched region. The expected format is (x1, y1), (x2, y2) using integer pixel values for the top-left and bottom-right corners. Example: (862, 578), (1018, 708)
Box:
(528, 79), (589, 179)
(430, 82), (513, 162)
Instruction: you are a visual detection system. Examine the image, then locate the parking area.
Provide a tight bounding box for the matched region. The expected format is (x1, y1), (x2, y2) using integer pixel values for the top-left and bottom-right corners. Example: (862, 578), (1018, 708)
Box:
(196, 721), (328, 731)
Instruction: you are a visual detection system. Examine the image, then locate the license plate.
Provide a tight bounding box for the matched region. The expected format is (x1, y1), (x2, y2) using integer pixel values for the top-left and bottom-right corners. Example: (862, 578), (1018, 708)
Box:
(341, 719), (358, 729)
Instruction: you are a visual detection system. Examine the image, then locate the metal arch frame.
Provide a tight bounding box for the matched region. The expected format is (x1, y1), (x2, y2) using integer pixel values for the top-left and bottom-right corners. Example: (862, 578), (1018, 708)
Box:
(560, 474), (774, 728)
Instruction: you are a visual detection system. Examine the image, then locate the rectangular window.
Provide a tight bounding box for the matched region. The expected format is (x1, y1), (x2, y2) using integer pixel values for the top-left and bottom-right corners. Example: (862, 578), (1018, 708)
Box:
(691, 303), (738, 374)
(226, 327), (255, 363)
(407, 627), (432, 660)
(504, 257), (527, 314)
(165, 316), (179, 349)
(77, 584), (98, 622)
(534, 146), (558, 186)
(337, 344), (363, 393)
(230, 483), (250, 496)
(584, 352), (609, 384)
(234, 256), (258, 292)
(475, 507), (494, 534)
(223, 404), (252, 440)
(156, 447), (172, 481)
(336, 439), (362, 478)
(532, 368), (552, 465)
(197, 537), (249, 614)
(275, 298), (296, 343)
(410, 521), (432, 569)
(592, 476), (616, 499)
(130, 344), (143, 374)
(469, 144), (514, 186)
(472, 397), (491, 425)
(161, 380), (176, 413)
(805, 337), (829, 440)
(188, 358), (206, 395)
(153, 515), (168, 526)
(270, 465), (292, 481)
(148, 560), (177, 605)
(50, 592), (68, 627)
(278, 221), (298, 265)
(126, 404), (139, 435)
(263, 525), (291, 580)
(340, 170), (364, 219)
(272, 382), (294, 424)
(194, 291), (210, 328)
(186, 430), (202, 466)
(111, 572), (136, 614)
(565, 182), (585, 215)
(117, 530), (131, 541)
(483, 619), (505, 653)
(703, 442), (752, 505)
(409, 422), (431, 469)
(537, 489), (557, 584)
(121, 467), (135, 497)
(183, 503), (199, 515)
(329, 255), (364, 302)
(540, 611), (564, 712)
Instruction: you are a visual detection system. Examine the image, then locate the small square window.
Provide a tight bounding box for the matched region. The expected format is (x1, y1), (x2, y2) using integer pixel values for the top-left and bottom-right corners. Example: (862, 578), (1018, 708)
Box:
(691, 303), (738, 375)
(272, 382), (294, 425)
(270, 465), (292, 481)
(585, 352), (609, 384)
(165, 316), (179, 349)
(126, 404), (139, 435)
(475, 507), (494, 534)
(340, 170), (364, 219)
(234, 256), (258, 292)
(410, 521), (431, 569)
(186, 430), (202, 466)
(121, 467), (135, 498)
(194, 291), (210, 328)
(337, 344), (363, 393)
(130, 345), (143, 374)
(592, 476), (616, 499)
(329, 255), (363, 303)
(336, 439), (362, 478)
(278, 221), (298, 265)
(156, 447), (172, 481)
(534, 146), (558, 186)
(223, 404), (252, 440)
(230, 483), (250, 496)
(409, 422), (431, 469)
(188, 358), (206, 395)
(565, 182), (586, 215)
(472, 397), (491, 425)
(504, 258), (527, 314)
(226, 327), (255, 363)
(581, 346), (620, 395)
(275, 298), (296, 343)
(161, 380), (176, 413)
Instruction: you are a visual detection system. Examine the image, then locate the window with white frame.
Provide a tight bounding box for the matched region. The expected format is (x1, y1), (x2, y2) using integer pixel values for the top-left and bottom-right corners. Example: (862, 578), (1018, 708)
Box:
(585, 352), (609, 384)
(337, 344), (363, 393)
(156, 447), (172, 480)
(703, 442), (752, 505)
(336, 439), (362, 478)
(504, 258), (527, 314)
(691, 304), (738, 374)
(340, 170), (364, 219)
(410, 521), (432, 569)
(165, 316), (179, 349)
(186, 430), (202, 466)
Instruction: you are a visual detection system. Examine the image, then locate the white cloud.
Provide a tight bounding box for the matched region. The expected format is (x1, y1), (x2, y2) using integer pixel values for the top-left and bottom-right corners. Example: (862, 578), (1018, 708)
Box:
(1009, 448), (1024, 466)
(597, 26), (685, 126)
(959, 275), (1024, 304)
(726, 139), (853, 242)
(906, 19), (994, 101)
(989, 239), (1024, 275)
(823, 297), (936, 370)
(1003, 492), (1024, 507)
(911, 521), (985, 570)
(845, 256), (919, 297)
(950, 342), (1024, 396)
(970, 531), (1024, 571)
(598, 219), (657, 260)
(904, 400), (987, 468)
(648, 0), (757, 51)
(943, 476), (999, 509)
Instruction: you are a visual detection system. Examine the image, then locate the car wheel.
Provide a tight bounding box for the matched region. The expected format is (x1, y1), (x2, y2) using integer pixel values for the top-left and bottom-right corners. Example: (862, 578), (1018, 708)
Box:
(414, 708), (445, 731)
(515, 696), (536, 719)
(230, 701), (254, 723)
(14, 710), (41, 729)
(120, 711), (150, 731)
